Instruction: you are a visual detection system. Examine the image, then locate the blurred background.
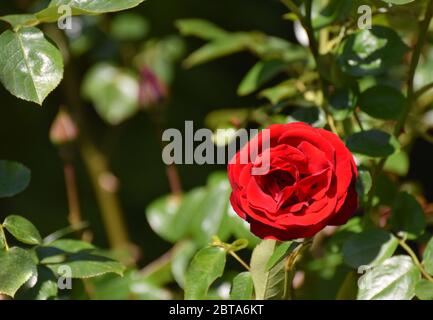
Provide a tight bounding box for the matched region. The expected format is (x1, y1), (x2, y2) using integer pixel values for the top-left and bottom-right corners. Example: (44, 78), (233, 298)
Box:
(0, 0), (432, 268)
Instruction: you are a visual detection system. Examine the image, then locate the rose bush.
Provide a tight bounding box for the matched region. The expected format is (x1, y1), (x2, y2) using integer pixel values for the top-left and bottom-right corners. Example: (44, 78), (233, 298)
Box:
(228, 122), (358, 241)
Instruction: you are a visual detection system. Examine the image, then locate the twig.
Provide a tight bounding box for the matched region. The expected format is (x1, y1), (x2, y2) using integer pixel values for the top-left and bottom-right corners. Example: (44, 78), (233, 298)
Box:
(398, 239), (433, 283)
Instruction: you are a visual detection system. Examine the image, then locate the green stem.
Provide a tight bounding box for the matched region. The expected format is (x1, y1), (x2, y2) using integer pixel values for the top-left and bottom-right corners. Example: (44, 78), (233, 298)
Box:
(398, 239), (433, 283)
(0, 224), (9, 251)
(228, 251), (251, 272)
(212, 236), (250, 271)
(414, 81), (433, 99)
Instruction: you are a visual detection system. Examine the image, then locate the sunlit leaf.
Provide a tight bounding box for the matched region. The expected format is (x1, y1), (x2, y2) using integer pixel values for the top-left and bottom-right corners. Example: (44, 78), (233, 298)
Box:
(415, 279), (433, 300)
(357, 256), (420, 300)
(250, 240), (289, 300)
(423, 236), (433, 275)
(3, 215), (42, 245)
(338, 26), (408, 77)
(46, 252), (125, 278)
(0, 247), (37, 297)
(184, 246), (226, 300)
(230, 272), (254, 300)
(82, 63), (139, 125)
(176, 19), (229, 40)
(238, 60), (287, 96)
(0, 27), (63, 105)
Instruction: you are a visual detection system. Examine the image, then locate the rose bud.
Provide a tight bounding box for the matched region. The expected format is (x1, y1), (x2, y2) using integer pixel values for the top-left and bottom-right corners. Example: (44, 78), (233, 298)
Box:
(138, 66), (168, 108)
(228, 122), (358, 241)
(50, 108), (78, 146)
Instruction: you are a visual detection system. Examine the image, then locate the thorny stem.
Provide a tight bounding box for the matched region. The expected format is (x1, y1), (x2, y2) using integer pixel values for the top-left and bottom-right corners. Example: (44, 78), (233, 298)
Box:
(150, 111), (183, 196)
(398, 238), (433, 283)
(46, 25), (131, 250)
(62, 161), (82, 227)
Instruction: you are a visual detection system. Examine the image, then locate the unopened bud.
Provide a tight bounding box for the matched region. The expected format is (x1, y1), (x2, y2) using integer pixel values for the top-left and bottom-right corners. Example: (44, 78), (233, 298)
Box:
(50, 108), (78, 146)
(138, 66), (167, 108)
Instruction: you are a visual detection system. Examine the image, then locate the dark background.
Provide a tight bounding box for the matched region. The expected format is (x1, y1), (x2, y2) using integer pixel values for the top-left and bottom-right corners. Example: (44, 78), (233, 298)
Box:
(0, 0), (431, 265)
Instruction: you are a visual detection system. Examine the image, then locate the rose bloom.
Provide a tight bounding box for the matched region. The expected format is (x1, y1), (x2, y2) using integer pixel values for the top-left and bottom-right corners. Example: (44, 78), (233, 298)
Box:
(228, 122), (358, 241)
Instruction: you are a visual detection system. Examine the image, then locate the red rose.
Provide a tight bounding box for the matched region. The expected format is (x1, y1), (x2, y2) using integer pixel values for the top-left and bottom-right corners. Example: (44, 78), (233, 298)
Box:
(228, 122), (358, 241)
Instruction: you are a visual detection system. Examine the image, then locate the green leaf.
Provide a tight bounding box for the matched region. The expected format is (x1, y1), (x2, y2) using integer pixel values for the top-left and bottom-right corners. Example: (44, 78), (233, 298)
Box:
(82, 63), (139, 125)
(17, 266), (58, 300)
(146, 188), (206, 243)
(381, 0), (414, 4)
(46, 252), (125, 278)
(0, 247), (37, 297)
(250, 240), (289, 300)
(415, 279), (433, 300)
(49, 0), (145, 12)
(3, 215), (42, 245)
(184, 246), (226, 300)
(342, 229), (399, 268)
(0, 160), (31, 198)
(259, 80), (298, 105)
(35, 279), (58, 300)
(171, 241), (197, 288)
(312, 0), (353, 29)
(230, 272), (254, 300)
(328, 87), (357, 121)
(192, 176), (231, 246)
(226, 205), (261, 248)
(423, 236), (433, 275)
(110, 13), (149, 41)
(36, 0), (146, 23)
(176, 19), (229, 40)
(238, 60), (287, 96)
(391, 192), (426, 239)
(358, 85), (406, 120)
(266, 241), (295, 271)
(0, 27), (63, 105)
(183, 33), (250, 68)
(45, 239), (95, 253)
(346, 129), (399, 158)
(338, 26), (409, 77)
(0, 230), (5, 250)
(90, 270), (172, 300)
(357, 256), (421, 300)
(0, 14), (38, 28)
(356, 167), (372, 202)
(384, 151), (410, 176)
